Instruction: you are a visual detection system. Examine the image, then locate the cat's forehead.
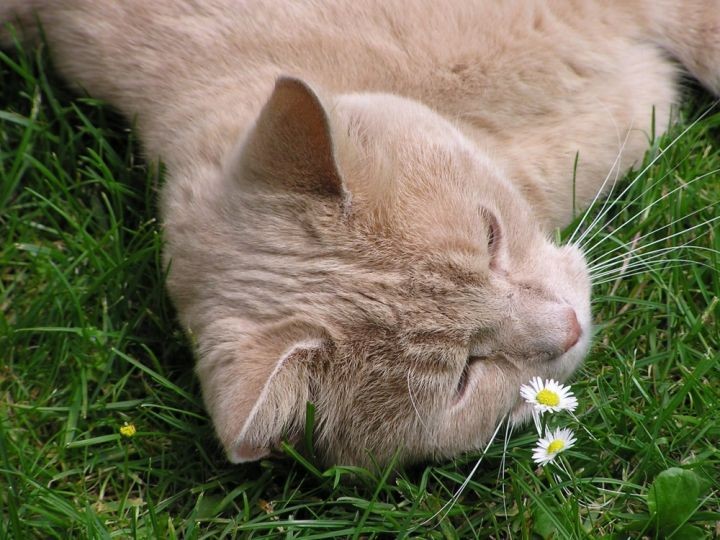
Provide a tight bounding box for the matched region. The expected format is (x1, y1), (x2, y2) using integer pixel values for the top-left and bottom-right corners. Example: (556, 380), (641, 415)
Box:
(333, 92), (481, 179)
(331, 95), (527, 281)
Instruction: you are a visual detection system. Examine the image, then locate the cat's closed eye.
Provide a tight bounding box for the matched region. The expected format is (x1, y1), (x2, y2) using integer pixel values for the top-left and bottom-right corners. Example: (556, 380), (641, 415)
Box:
(454, 355), (484, 404)
(481, 208), (501, 257)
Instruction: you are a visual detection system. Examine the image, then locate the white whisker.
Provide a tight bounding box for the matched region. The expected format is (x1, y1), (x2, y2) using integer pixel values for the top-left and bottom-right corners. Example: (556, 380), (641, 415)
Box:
(581, 168), (720, 255)
(407, 370), (430, 433)
(592, 257), (712, 282)
(579, 156), (691, 254)
(589, 215), (720, 275)
(582, 163), (680, 254)
(499, 418), (514, 538)
(572, 102), (718, 249)
(587, 203), (719, 268)
(418, 415), (506, 528)
(591, 243), (720, 279)
(568, 124), (632, 246)
(592, 249), (691, 279)
(569, 411), (599, 442)
(592, 262), (717, 286)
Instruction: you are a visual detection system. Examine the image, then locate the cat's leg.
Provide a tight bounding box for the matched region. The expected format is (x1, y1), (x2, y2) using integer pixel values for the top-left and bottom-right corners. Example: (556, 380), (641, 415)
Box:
(635, 0), (720, 95)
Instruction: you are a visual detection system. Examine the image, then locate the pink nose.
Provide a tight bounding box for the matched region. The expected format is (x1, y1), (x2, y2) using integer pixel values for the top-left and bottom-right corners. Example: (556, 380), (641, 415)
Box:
(563, 308), (581, 352)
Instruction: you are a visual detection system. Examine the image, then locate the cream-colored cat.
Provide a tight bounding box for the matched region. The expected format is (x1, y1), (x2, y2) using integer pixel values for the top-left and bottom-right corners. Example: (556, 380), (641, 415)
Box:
(2, 0), (718, 466)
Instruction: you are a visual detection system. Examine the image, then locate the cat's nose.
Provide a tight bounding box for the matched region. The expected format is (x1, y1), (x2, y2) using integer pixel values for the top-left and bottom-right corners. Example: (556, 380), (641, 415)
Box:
(562, 308), (581, 352)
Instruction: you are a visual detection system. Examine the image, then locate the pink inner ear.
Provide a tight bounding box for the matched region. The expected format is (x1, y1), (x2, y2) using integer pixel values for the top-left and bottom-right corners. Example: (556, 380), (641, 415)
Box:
(238, 76), (345, 197)
(230, 441), (271, 463)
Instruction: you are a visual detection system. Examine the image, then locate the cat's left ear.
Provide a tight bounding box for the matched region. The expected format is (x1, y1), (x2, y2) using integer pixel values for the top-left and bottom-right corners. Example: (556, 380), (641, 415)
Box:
(237, 76), (348, 199)
(196, 318), (327, 463)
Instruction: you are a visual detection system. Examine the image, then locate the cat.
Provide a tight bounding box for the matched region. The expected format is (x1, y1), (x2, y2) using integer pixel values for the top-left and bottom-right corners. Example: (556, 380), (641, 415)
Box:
(2, 0), (718, 467)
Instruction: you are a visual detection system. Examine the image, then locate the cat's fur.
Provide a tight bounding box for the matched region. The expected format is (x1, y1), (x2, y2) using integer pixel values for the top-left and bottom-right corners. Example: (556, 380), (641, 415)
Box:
(2, 0), (718, 466)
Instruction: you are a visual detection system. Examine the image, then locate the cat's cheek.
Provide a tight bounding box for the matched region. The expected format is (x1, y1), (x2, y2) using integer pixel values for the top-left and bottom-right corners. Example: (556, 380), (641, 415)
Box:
(509, 400), (536, 428)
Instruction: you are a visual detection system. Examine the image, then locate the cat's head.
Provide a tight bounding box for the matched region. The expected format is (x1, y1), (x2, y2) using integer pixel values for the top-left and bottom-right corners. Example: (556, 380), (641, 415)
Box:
(166, 77), (591, 466)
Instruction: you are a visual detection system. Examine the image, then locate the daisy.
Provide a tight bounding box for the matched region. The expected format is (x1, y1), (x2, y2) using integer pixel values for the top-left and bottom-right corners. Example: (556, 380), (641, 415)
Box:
(520, 377), (577, 414)
(532, 427), (576, 466)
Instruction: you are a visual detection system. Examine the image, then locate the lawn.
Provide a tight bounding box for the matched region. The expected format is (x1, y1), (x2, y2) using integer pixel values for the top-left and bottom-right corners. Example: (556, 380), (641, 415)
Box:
(1, 40), (718, 539)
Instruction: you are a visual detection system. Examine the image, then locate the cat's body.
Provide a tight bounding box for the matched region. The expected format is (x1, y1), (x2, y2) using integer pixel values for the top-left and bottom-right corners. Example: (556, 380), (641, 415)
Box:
(2, 0), (718, 466)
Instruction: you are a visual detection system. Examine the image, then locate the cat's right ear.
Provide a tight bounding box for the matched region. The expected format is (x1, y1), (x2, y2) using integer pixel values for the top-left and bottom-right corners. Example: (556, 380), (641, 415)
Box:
(236, 76), (348, 200)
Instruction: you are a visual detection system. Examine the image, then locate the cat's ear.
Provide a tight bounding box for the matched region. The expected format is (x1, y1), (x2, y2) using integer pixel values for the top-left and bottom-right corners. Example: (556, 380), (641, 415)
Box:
(196, 318), (327, 463)
(238, 76), (346, 198)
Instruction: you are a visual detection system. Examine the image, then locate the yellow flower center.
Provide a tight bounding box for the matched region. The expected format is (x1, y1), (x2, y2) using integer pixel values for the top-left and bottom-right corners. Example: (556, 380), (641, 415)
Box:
(119, 423), (137, 437)
(547, 439), (565, 454)
(536, 388), (560, 407)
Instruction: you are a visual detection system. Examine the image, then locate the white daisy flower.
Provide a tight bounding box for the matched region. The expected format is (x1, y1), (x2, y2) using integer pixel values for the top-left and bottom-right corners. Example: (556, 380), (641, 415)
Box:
(520, 377), (577, 414)
(532, 427), (576, 466)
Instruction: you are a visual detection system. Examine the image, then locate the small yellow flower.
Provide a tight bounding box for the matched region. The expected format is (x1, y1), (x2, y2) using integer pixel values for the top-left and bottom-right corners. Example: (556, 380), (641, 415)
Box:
(119, 422), (137, 438)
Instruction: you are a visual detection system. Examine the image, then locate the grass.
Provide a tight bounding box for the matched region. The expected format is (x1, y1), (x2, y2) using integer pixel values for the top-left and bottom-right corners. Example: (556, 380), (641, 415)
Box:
(1, 40), (719, 539)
